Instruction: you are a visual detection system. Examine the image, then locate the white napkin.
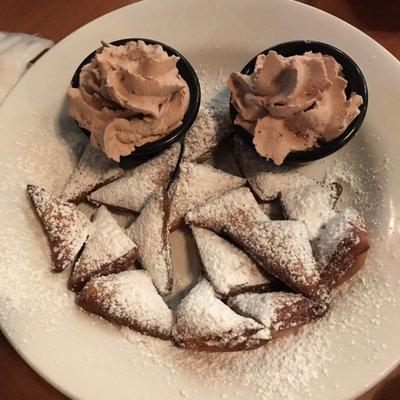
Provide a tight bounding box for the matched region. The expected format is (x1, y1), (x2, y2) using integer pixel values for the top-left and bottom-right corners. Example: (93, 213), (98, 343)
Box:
(0, 31), (53, 103)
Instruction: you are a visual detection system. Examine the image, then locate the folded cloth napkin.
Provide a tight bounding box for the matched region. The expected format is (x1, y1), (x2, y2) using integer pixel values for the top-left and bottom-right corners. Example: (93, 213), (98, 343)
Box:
(0, 31), (53, 103)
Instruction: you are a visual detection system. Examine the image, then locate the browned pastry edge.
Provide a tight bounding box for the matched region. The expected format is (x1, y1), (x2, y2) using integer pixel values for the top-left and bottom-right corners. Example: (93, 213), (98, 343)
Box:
(151, 142), (183, 193)
(68, 248), (138, 293)
(161, 189), (174, 296)
(200, 258), (273, 299)
(27, 184), (88, 273)
(219, 282), (273, 299)
(321, 228), (370, 289)
(174, 326), (261, 352)
(76, 280), (172, 340)
(334, 250), (368, 287)
(167, 141), (184, 190)
(167, 167), (184, 232)
(53, 243), (82, 273)
(231, 295), (326, 336)
(168, 217), (182, 233)
(175, 338), (256, 352)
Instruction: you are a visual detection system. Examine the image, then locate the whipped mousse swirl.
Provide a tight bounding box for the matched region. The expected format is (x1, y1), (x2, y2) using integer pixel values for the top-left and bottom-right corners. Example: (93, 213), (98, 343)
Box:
(68, 40), (190, 161)
(228, 51), (363, 165)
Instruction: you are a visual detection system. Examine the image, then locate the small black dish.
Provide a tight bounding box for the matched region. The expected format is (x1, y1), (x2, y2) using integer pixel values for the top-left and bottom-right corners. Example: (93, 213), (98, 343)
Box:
(229, 40), (368, 164)
(70, 38), (201, 168)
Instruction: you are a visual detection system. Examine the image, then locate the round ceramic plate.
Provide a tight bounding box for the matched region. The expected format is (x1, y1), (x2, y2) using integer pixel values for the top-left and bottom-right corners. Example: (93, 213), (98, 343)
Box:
(0, 1), (399, 399)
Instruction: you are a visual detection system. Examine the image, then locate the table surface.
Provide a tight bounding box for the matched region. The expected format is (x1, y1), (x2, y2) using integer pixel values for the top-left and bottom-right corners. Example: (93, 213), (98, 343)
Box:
(0, 1), (399, 399)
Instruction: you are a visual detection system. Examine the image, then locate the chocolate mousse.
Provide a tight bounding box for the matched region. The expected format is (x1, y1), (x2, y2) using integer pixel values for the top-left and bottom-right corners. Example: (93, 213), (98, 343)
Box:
(228, 51), (363, 165)
(68, 40), (190, 162)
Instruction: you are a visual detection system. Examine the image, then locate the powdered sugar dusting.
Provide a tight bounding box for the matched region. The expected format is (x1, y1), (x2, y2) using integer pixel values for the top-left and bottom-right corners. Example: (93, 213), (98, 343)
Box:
(88, 142), (181, 213)
(314, 208), (364, 267)
(191, 227), (271, 297)
(27, 184), (91, 271)
(79, 270), (173, 339)
(0, 52), (398, 400)
(325, 159), (363, 200)
(233, 137), (310, 201)
(174, 280), (262, 348)
(60, 142), (124, 203)
(186, 187), (267, 232)
(0, 107), (88, 332)
(280, 182), (338, 239)
(69, 206), (137, 290)
(182, 104), (232, 163)
(225, 220), (320, 296)
(228, 292), (307, 340)
(126, 190), (172, 297)
(117, 248), (397, 399)
(168, 162), (246, 229)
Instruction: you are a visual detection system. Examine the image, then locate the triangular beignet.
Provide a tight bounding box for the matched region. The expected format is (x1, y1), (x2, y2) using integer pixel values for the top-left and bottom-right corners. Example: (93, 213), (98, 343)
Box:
(173, 280), (262, 351)
(233, 136), (310, 201)
(181, 105), (232, 163)
(192, 227), (272, 298)
(61, 143), (124, 203)
(88, 142), (181, 213)
(168, 162), (246, 230)
(126, 189), (172, 296)
(185, 187), (267, 233)
(224, 219), (324, 299)
(313, 208), (369, 288)
(69, 206), (138, 292)
(27, 184), (90, 272)
(228, 291), (327, 343)
(77, 270), (173, 340)
(280, 181), (342, 239)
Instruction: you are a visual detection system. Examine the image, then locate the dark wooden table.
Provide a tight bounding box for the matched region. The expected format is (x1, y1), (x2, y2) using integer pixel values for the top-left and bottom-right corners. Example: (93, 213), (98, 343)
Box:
(0, 1), (399, 399)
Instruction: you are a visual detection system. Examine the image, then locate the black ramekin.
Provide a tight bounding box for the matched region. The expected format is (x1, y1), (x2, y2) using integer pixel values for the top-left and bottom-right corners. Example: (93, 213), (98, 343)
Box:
(229, 40), (368, 164)
(70, 38), (201, 168)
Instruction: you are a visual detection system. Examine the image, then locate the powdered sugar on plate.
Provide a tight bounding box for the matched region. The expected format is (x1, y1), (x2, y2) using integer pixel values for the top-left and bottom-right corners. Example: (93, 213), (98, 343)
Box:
(118, 249), (398, 399)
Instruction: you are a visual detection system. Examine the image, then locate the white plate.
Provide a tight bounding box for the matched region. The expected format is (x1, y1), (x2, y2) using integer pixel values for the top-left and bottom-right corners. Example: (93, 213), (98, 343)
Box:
(0, 1), (399, 399)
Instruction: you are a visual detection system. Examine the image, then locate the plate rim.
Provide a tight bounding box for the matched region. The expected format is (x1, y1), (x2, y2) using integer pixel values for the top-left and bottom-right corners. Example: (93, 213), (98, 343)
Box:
(1, 1), (399, 399)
